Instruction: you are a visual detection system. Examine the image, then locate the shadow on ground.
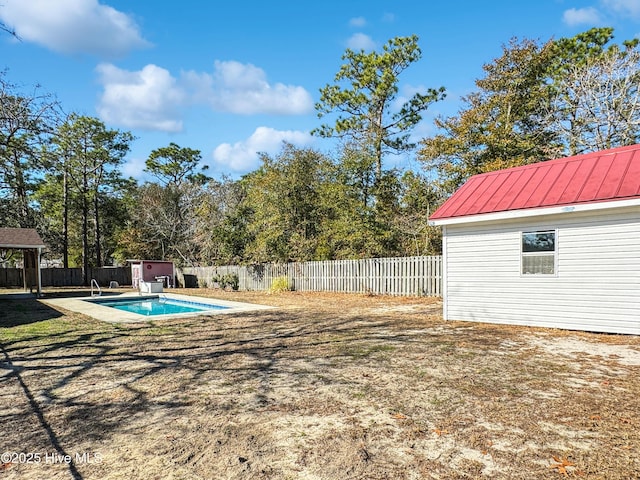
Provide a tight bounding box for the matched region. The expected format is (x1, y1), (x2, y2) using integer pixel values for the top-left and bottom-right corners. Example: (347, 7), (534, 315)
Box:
(0, 296), (63, 327)
(0, 292), (638, 480)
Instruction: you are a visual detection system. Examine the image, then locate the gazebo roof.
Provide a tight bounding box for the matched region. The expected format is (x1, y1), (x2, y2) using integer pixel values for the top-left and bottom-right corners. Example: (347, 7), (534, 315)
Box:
(0, 227), (46, 249)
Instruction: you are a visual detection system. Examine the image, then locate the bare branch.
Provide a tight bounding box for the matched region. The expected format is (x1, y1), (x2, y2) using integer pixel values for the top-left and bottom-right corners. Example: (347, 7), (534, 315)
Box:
(543, 48), (640, 153)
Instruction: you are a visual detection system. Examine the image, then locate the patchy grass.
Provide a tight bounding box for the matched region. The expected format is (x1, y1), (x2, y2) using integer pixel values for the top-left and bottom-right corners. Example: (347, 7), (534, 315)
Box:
(0, 289), (639, 479)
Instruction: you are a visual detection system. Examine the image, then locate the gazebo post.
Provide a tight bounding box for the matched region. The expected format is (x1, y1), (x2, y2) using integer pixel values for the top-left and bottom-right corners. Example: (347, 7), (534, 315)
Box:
(22, 250), (28, 292)
(21, 249), (38, 294)
(36, 247), (42, 297)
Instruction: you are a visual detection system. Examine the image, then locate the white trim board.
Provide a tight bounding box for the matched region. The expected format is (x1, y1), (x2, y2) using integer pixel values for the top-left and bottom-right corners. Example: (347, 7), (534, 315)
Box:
(429, 197), (640, 226)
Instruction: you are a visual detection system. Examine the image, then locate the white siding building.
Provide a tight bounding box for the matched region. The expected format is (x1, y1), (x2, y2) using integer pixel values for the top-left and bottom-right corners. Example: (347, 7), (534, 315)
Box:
(429, 145), (640, 335)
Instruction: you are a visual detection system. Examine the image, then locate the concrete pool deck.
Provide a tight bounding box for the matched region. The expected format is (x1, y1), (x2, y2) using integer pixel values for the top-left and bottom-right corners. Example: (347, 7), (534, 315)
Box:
(42, 291), (274, 323)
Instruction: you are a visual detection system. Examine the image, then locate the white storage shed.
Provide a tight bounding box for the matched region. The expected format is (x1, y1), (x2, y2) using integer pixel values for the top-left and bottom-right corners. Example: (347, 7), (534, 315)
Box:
(429, 144), (640, 335)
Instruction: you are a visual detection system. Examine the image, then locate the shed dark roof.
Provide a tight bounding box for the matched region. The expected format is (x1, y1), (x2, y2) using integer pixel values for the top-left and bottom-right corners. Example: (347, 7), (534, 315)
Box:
(0, 228), (46, 248)
(430, 143), (640, 221)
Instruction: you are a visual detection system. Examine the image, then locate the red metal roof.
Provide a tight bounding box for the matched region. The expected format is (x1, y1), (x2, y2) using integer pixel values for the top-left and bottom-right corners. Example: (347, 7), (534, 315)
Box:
(430, 144), (640, 220)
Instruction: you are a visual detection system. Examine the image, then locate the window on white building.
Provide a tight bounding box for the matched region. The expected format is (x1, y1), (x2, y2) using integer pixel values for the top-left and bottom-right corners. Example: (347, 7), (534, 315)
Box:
(521, 230), (556, 275)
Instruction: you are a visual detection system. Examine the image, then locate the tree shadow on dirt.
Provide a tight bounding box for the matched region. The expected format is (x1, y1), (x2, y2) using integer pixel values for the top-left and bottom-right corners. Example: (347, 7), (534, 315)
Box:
(2, 307), (404, 421)
(1, 303), (564, 479)
(1, 344), (85, 480)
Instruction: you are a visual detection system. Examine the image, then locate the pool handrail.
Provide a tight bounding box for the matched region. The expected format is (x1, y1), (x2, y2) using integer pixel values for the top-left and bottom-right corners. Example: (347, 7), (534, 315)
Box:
(91, 279), (102, 297)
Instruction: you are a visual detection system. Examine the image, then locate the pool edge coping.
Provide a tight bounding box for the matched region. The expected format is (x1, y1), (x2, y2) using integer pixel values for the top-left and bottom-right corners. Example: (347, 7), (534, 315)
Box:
(41, 291), (274, 323)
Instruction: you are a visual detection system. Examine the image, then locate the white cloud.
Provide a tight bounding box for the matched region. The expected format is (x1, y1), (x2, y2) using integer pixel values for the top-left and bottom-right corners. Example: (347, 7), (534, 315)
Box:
(185, 61), (314, 115)
(562, 7), (602, 26)
(601, 0), (640, 19)
(96, 63), (185, 132)
(382, 12), (395, 22)
(121, 156), (148, 179)
(349, 16), (367, 27)
(96, 60), (313, 132)
(346, 33), (376, 51)
(562, 1), (640, 26)
(0, 0), (150, 57)
(212, 127), (314, 172)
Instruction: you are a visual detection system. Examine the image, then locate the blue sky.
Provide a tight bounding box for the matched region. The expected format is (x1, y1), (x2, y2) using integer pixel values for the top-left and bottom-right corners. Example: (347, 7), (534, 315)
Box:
(2, 0), (640, 182)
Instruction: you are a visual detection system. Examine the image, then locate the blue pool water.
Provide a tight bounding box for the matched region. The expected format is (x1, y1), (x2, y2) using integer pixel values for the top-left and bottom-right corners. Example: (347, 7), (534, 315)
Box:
(95, 296), (228, 316)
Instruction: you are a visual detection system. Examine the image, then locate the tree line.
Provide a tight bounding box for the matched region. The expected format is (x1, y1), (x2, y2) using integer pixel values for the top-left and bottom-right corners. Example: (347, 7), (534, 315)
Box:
(1, 28), (639, 278)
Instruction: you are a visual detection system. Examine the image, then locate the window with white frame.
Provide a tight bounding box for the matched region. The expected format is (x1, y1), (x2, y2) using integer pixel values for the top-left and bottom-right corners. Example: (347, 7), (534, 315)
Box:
(521, 230), (556, 275)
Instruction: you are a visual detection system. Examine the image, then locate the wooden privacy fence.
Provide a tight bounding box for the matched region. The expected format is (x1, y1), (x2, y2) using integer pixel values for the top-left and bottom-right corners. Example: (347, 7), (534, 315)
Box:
(181, 256), (442, 297)
(1, 257), (442, 295)
(0, 267), (132, 288)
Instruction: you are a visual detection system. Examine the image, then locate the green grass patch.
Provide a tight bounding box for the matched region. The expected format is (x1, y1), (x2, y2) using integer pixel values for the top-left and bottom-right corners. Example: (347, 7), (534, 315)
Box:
(136, 321), (179, 336)
(0, 317), (78, 344)
(340, 343), (396, 359)
(0, 297), (110, 344)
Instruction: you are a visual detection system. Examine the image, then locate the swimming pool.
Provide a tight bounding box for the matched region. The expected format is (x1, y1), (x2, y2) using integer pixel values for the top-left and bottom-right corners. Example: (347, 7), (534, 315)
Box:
(42, 292), (273, 323)
(94, 296), (229, 316)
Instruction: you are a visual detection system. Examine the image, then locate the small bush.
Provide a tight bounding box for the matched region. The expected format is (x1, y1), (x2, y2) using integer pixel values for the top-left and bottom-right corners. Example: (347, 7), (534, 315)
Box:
(225, 273), (240, 291)
(212, 273), (240, 291)
(269, 276), (291, 294)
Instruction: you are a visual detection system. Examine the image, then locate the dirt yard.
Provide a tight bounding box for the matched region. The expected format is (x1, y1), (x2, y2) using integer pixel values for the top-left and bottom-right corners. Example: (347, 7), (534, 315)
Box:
(1, 289), (639, 479)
